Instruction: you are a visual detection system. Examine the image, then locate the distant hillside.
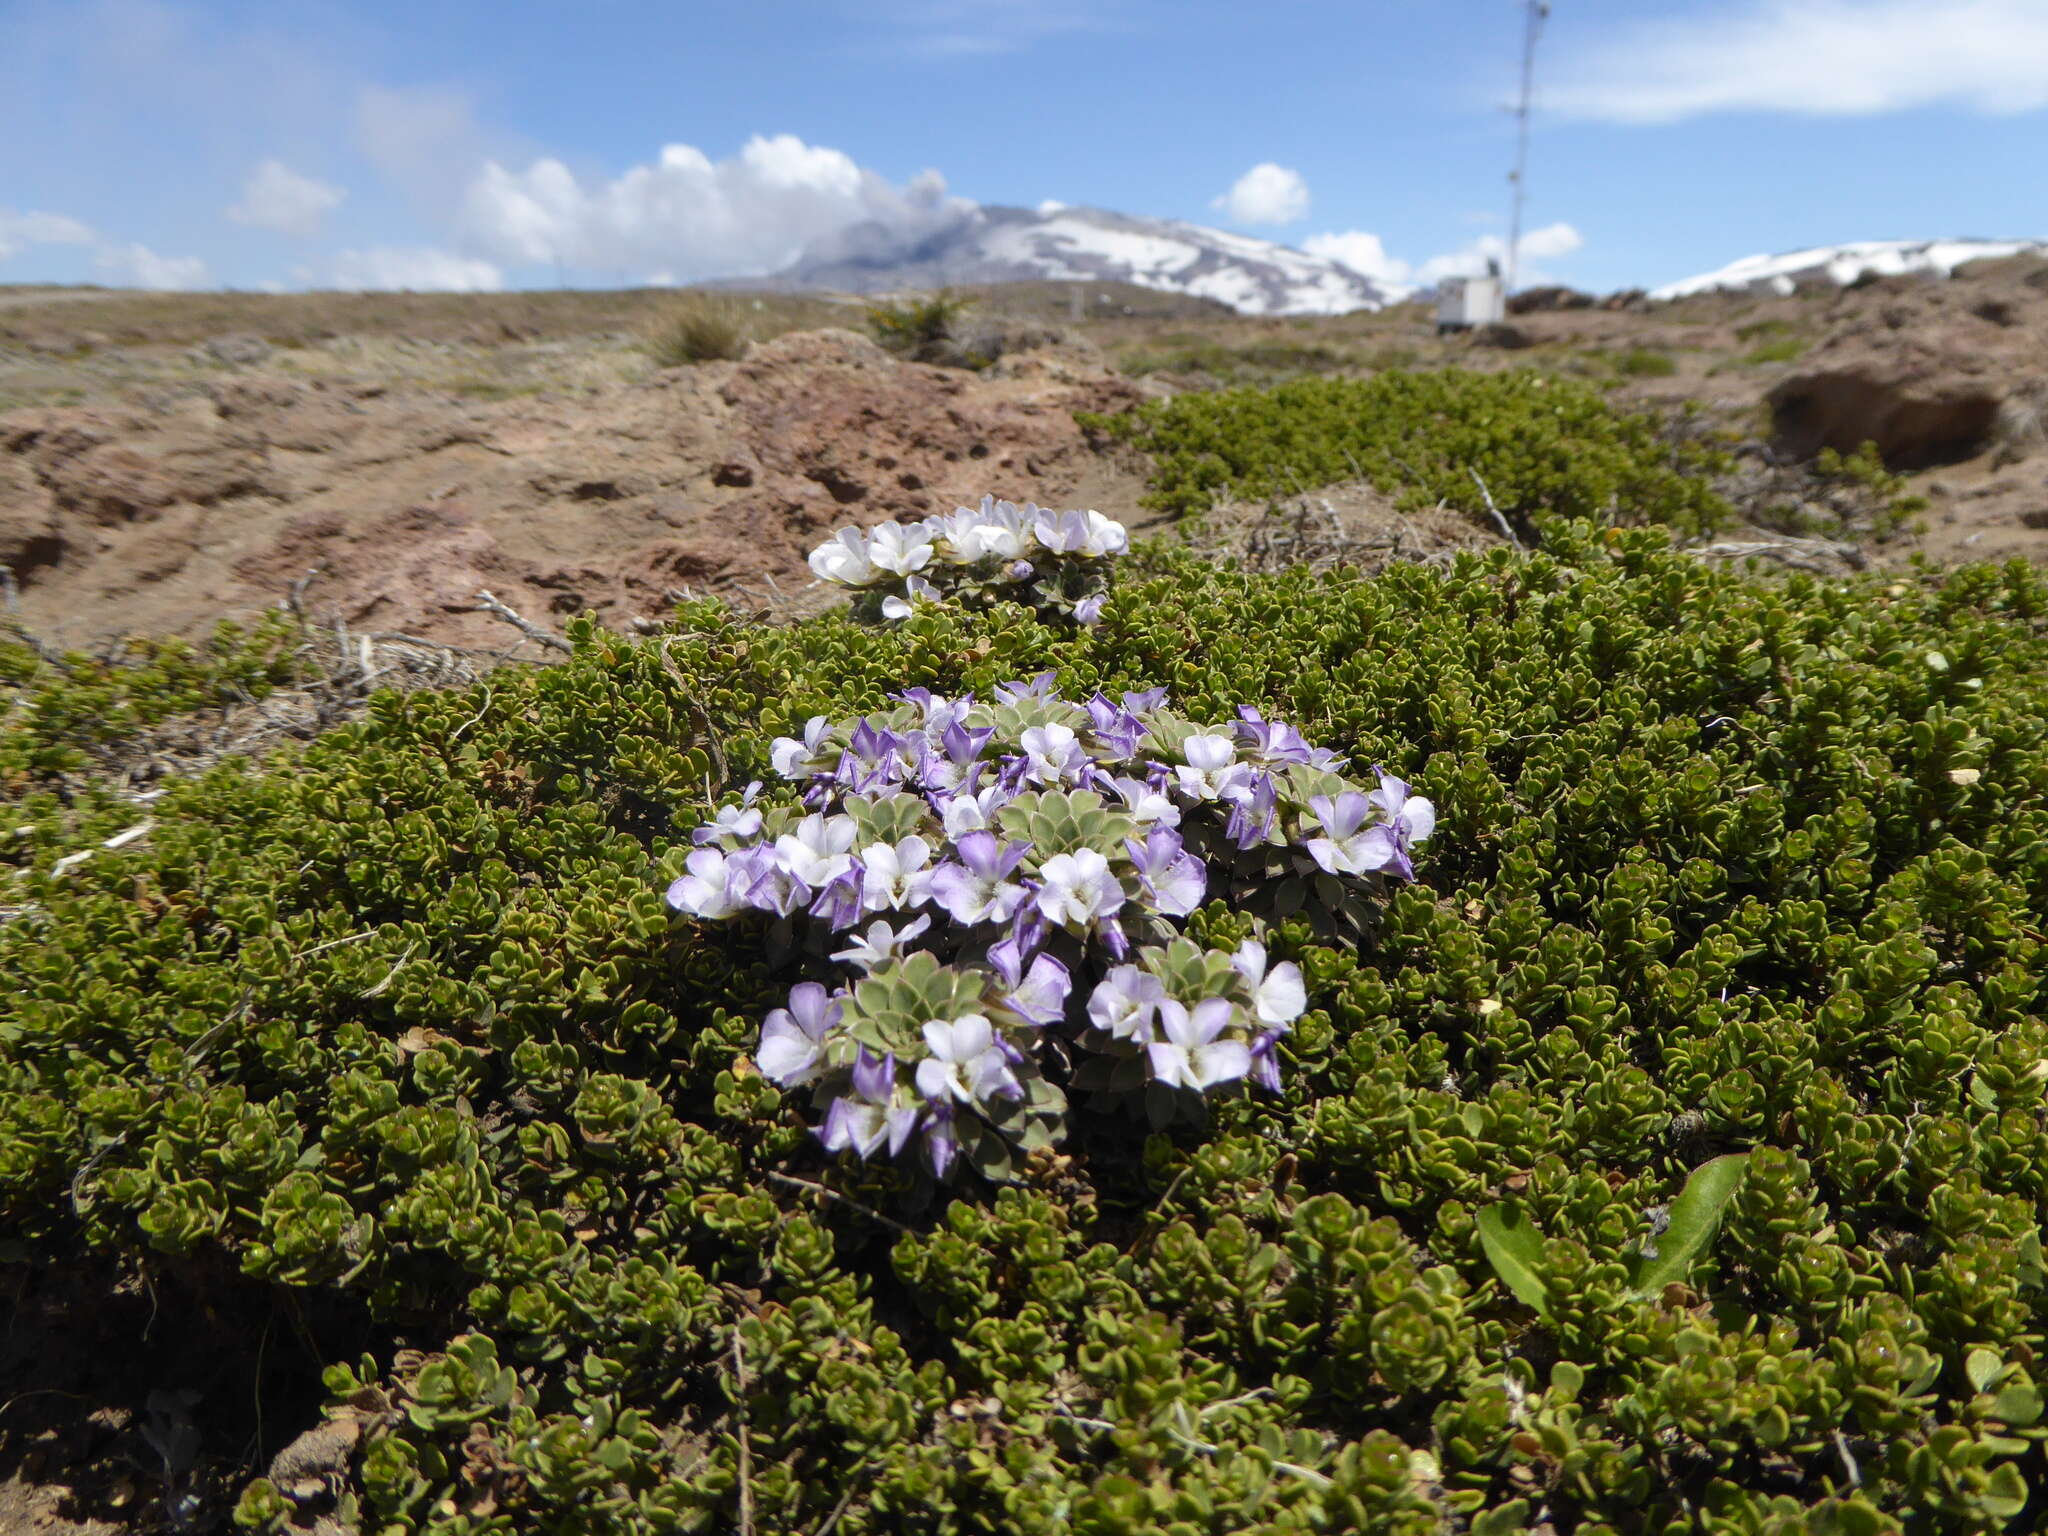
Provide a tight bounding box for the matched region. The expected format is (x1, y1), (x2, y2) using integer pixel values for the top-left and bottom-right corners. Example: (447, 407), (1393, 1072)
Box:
(734, 203), (1391, 318)
(1652, 238), (2048, 299)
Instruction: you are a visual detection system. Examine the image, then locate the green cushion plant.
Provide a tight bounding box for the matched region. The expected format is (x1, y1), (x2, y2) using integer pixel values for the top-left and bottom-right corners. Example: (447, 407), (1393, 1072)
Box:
(4, 517), (2048, 1533)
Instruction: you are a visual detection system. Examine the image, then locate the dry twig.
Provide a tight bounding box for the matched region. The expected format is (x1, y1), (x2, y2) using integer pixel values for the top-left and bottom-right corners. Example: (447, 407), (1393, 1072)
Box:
(1468, 469), (1524, 548)
(474, 589), (573, 653)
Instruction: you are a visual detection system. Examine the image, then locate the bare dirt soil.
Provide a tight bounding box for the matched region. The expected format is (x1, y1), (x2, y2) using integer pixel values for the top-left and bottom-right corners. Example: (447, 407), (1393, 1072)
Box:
(2, 260), (2046, 649)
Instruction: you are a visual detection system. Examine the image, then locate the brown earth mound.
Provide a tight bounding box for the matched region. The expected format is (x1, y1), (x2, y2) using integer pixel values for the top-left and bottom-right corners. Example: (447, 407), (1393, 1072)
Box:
(0, 328), (1151, 650)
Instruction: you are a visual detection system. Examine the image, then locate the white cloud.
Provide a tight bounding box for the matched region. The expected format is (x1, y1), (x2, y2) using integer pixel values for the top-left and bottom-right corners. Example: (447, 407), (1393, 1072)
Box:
(96, 242), (209, 289)
(454, 134), (976, 282)
(1303, 222), (1586, 295)
(328, 247), (504, 292)
(0, 208), (96, 261)
(227, 158), (344, 238)
(1549, 0), (2048, 123)
(1303, 231), (1412, 289)
(1213, 163), (1310, 226)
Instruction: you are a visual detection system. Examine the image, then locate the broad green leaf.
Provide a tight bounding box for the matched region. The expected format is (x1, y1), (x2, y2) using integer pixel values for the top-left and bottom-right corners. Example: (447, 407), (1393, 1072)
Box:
(1475, 1203), (1550, 1318)
(1629, 1152), (1750, 1295)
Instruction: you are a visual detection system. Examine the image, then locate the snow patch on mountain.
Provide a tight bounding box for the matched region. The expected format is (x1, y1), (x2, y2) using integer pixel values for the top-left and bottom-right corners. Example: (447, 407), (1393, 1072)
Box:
(1652, 238), (2048, 300)
(767, 204), (1391, 317)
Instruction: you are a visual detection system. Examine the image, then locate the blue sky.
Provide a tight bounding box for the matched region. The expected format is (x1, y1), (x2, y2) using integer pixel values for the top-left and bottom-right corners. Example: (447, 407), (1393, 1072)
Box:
(1, 0), (2044, 296)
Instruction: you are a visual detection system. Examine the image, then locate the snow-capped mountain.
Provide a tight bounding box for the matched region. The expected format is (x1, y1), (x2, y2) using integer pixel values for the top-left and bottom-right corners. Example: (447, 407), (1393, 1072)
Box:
(1651, 238), (2048, 300)
(755, 203), (1391, 317)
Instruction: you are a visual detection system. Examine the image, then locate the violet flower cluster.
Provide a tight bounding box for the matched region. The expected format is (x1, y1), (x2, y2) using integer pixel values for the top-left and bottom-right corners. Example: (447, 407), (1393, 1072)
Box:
(806, 496), (1127, 627)
(666, 677), (1434, 1181)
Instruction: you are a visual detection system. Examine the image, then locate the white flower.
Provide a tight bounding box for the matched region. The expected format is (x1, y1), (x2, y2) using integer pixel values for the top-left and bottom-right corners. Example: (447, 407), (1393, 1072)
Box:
(1303, 792), (1400, 876)
(692, 781), (765, 849)
(1148, 998), (1251, 1090)
(830, 915), (932, 971)
(860, 836), (935, 911)
(1232, 940), (1307, 1029)
(757, 983), (839, 1086)
(1033, 848), (1126, 928)
(1174, 734), (1248, 802)
(770, 717), (835, 780)
(915, 1014), (1021, 1107)
(666, 848), (742, 919)
(865, 520), (936, 577)
(1087, 964), (1166, 1042)
(939, 783), (1009, 839)
(1019, 722), (1087, 785)
(929, 506), (997, 563)
(1031, 507), (1128, 557)
(1109, 775), (1180, 829)
(973, 497), (1031, 560)
(808, 527), (878, 587)
(880, 574), (942, 621)
(774, 813), (859, 889)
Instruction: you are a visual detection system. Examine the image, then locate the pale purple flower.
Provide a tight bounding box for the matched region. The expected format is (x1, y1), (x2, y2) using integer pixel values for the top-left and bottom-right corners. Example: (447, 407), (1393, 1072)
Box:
(1233, 707), (1317, 766)
(1087, 965), (1166, 1042)
(915, 1015), (1022, 1108)
(692, 780), (765, 848)
(819, 1049), (920, 1159)
(922, 1101), (962, 1178)
(1033, 848), (1126, 929)
(1303, 792), (1402, 877)
(1032, 507), (1127, 557)
(837, 720), (918, 792)
(928, 831), (1031, 926)
(1084, 694), (1148, 759)
(1222, 770), (1279, 850)
(1075, 594), (1106, 626)
(775, 813), (858, 888)
(1122, 687), (1168, 715)
(757, 983), (840, 1086)
(732, 844), (805, 916)
(1148, 999), (1252, 1091)
(991, 948), (1071, 1029)
(1232, 940), (1307, 1029)
(1372, 773), (1437, 849)
(1248, 1029), (1285, 1092)
(770, 717), (834, 780)
(937, 781), (1011, 839)
(830, 914), (932, 971)
(667, 848), (745, 919)
(1003, 559), (1035, 583)
(1126, 827), (1207, 917)
(1020, 723), (1089, 786)
(865, 520), (936, 577)
(808, 526), (879, 587)
(1108, 775), (1181, 829)
(860, 836), (935, 912)
(1174, 734), (1250, 802)
(994, 672), (1061, 705)
(921, 718), (995, 793)
(806, 867), (865, 929)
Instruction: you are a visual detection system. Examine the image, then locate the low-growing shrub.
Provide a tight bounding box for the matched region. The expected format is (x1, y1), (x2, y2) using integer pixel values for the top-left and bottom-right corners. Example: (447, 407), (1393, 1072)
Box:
(865, 290), (973, 360)
(1081, 369), (1732, 533)
(5, 522), (2048, 1532)
(1614, 346), (1679, 378)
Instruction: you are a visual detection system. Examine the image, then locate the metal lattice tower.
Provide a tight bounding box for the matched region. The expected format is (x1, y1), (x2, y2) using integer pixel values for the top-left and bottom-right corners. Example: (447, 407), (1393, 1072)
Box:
(1504, 1), (1549, 295)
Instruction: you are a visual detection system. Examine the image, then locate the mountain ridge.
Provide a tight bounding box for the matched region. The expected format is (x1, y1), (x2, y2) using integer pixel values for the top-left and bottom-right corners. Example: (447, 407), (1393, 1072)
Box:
(726, 203), (1392, 318)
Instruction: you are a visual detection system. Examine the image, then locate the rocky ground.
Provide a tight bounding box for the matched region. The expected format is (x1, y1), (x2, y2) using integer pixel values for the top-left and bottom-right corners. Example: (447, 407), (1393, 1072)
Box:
(2, 259), (2047, 653)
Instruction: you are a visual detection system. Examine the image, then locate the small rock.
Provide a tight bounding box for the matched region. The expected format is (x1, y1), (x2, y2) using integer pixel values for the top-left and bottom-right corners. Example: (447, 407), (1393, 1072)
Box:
(200, 334), (274, 367)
